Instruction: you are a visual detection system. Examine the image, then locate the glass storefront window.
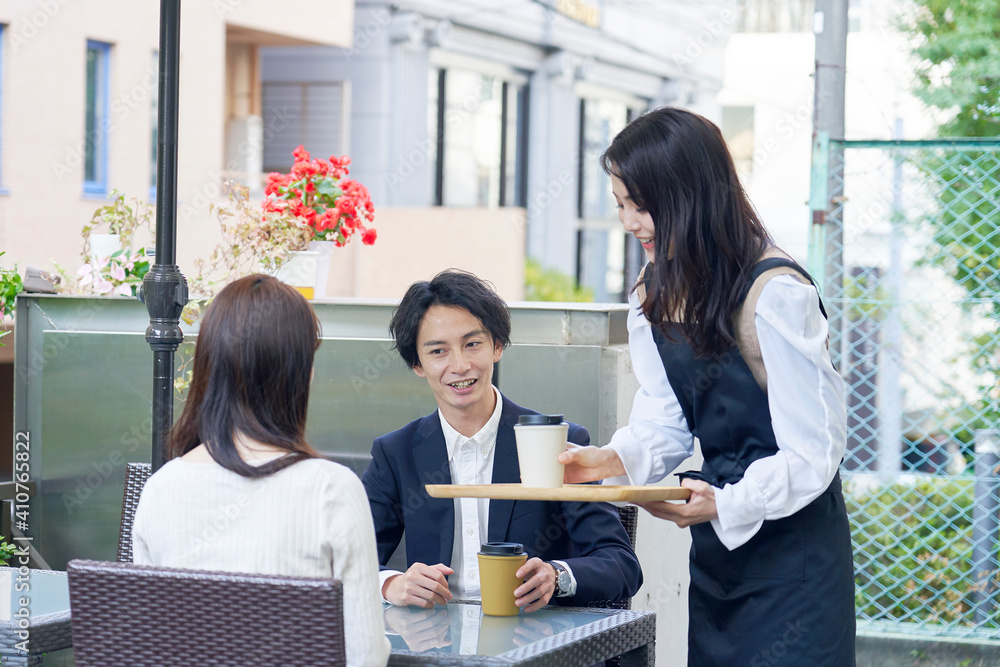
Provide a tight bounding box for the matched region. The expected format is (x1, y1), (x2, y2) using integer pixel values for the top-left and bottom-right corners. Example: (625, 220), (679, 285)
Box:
(577, 97), (636, 302)
(429, 66), (526, 208)
(580, 98), (628, 220)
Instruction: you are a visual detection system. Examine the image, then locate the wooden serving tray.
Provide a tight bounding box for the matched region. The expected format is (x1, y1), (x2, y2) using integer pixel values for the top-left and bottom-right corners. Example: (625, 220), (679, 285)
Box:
(424, 483), (690, 503)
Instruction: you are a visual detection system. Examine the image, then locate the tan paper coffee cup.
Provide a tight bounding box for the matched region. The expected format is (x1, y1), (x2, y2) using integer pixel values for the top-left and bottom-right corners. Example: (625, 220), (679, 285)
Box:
(514, 414), (568, 488)
(476, 613), (522, 655)
(478, 542), (527, 617)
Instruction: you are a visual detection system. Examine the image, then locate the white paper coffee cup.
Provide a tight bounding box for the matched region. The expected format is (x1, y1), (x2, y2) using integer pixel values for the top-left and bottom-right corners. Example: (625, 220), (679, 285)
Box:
(514, 414), (569, 488)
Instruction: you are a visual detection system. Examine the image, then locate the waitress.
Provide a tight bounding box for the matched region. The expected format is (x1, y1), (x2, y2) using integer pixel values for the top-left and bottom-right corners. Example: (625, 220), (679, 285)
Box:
(560, 107), (856, 665)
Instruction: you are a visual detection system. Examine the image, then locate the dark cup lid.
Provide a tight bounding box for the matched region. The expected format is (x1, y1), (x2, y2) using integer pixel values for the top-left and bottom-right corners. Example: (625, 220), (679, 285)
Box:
(479, 542), (525, 556)
(517, 414), (564, 426)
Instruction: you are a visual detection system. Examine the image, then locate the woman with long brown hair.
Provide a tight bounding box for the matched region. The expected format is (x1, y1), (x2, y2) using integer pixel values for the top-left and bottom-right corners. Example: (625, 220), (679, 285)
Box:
(561, 107), (855, 665)
(133, 274), (390, 666)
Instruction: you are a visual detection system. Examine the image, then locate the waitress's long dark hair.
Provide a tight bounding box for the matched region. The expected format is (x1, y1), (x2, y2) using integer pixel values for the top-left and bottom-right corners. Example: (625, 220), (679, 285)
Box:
(167, 274), (322, 477)
(601, 107), (772, 358)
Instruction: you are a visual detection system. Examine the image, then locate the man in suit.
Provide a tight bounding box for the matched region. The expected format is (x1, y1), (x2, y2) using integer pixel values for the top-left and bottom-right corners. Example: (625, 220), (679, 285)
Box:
(363, 270), (642, 612)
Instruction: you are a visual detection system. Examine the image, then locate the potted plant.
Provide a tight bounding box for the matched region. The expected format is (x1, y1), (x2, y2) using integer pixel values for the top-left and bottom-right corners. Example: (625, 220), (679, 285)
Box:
(0, 252), (23, 346)
(80, 189), (153, 264)
(262, 144), (377, 297)
(57, 190), (154, 297)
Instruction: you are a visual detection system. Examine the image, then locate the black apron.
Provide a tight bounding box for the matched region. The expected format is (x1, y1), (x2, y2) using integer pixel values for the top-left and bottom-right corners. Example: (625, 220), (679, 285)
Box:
(648, 258), (856, 666)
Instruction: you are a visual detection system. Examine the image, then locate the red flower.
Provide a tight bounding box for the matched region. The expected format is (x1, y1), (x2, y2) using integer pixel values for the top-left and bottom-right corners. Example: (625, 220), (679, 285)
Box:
(261, 146), (376, 247)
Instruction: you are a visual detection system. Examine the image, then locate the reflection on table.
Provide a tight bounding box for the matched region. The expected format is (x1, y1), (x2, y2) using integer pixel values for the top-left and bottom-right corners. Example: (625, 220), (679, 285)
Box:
(0, 567), (73, 666)
(384, 600), (655, 666)
(0, 570), (655, 667)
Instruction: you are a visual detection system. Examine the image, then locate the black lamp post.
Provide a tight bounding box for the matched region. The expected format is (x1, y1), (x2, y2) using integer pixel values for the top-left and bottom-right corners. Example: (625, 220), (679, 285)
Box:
(140, 0), (188, 471)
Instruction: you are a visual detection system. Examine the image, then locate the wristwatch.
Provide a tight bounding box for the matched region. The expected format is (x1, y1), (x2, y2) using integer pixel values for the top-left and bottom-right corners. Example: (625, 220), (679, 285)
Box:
(549, 561), (572, 597)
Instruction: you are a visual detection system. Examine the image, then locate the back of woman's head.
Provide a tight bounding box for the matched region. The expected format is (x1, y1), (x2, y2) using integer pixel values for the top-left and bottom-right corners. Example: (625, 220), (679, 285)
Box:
(602, 107), (771, 357)
(168, 274), (322, 477)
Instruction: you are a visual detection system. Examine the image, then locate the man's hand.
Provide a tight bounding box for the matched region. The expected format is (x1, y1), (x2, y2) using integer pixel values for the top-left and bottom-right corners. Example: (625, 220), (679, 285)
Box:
(513, 558), (557, 613)
(636, 478), (718, 528)
(383, 605), (452, 651)
(383, 562), (454, 608)
(512, 616), (556, 647)
(558, 444), (626, 483)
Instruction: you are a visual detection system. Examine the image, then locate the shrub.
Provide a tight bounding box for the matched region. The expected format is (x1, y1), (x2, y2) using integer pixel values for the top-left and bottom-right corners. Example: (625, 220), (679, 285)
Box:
(524, 258), (594, 302)
(847, 478), (999, 626)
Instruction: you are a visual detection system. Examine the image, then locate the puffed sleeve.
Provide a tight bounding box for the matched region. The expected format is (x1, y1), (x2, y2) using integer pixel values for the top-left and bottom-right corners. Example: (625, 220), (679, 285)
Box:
(712, 275), (847, 550)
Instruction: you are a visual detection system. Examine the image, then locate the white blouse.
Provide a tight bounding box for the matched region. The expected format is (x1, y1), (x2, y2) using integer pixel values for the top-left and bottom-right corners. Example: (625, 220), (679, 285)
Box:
(605, 274), (847, 550)
(133, 456), (391, 667)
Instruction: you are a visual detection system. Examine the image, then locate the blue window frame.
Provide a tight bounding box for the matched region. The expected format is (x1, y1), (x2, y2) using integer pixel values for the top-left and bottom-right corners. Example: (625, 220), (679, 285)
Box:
(149, 50), (158, 202)
(84, 40), (111, 196)
(0, 24), (6, 192)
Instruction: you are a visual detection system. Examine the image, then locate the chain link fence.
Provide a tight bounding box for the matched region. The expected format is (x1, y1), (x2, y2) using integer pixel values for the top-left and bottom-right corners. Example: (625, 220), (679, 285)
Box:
(813, 139), (1000, 640)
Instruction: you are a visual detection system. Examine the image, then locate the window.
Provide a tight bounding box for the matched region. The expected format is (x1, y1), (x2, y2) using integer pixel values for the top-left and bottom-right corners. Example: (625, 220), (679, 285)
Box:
(428, 66), (527, 208)
(150, 51), (158, 199)
(721, 106), (755, 176)
(0, 24), (5, 191)
(576, 97), (635, 302)
(84, 41), (111, 196)
(261, 82), (346, 173)
(737, 0), (815, 33)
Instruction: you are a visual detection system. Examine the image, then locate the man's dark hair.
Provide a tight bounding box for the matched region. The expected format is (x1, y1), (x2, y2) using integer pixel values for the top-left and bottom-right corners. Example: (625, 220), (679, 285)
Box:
(389, 269), (511, 368)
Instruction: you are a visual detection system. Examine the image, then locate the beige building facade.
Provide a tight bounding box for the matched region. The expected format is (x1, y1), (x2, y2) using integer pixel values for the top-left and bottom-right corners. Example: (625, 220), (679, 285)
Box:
(0, 0), (520, 301)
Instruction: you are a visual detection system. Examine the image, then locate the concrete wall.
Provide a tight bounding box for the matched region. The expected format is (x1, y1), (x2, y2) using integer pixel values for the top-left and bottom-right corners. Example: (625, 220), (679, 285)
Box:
(319, 206), (526, 300)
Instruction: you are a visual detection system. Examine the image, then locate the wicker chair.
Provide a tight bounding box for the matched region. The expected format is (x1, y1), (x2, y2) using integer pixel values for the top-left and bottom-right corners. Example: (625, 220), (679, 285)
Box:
(584, 505), (639, 667)
(67, 559), (346, 667)
(116, 462), (152, 563)
(587, 505), (639, 611)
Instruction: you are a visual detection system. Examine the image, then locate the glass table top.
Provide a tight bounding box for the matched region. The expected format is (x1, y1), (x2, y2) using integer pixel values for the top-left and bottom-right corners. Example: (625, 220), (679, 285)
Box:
(0, 568), (70, 621)
(383, 601), (618, 656)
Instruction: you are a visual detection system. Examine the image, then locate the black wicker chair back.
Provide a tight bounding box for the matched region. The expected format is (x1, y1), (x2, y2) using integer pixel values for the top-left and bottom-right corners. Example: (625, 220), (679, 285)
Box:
(67, 559), (346, 667)
(116, 462), (152, 563)
(586, 505), (639, 612)
(588, 505), (640, 667)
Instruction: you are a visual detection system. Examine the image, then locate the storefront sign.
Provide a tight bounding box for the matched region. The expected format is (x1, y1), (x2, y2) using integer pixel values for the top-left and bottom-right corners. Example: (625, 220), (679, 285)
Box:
(555, 0), (600, 28)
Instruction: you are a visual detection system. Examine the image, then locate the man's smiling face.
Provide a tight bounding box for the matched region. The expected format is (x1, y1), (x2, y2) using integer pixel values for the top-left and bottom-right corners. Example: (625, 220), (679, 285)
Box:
(413, 304), (503, 426)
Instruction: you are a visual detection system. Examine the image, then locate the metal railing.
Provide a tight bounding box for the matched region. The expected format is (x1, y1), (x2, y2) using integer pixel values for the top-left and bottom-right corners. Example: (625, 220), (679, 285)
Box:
(812, 138), (1000, 639)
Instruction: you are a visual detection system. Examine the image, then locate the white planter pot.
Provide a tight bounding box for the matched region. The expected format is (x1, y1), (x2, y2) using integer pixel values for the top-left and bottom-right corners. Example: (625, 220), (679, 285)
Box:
(89, 233), (121, 264)
(308, 240), (335, 298)
(273, 250), (320, 299)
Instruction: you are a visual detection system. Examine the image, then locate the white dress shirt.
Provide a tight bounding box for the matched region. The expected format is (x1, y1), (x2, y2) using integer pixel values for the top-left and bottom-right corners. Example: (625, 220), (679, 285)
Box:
(439, 386), (504, 600)
(380, 386), (577, 601)
(605, 274), (847, 550)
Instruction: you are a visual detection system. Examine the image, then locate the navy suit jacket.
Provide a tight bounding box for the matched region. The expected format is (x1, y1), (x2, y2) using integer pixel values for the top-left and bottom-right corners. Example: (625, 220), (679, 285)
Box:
(362, 395), (643, 606)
